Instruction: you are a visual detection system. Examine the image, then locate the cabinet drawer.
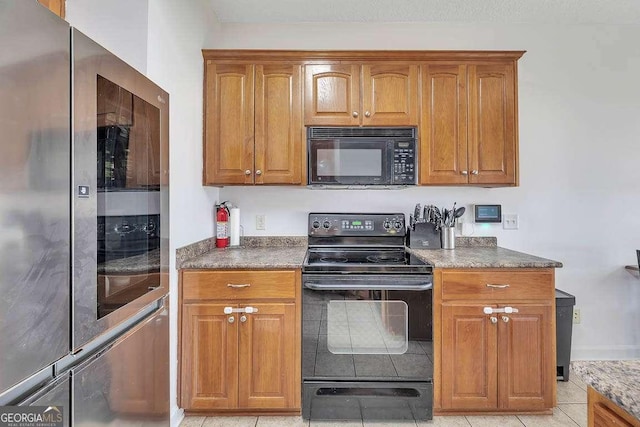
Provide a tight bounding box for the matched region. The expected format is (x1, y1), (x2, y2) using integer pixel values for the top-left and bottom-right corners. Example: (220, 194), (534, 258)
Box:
(441, 270), (554, 301)
(182, 270), (297, 301)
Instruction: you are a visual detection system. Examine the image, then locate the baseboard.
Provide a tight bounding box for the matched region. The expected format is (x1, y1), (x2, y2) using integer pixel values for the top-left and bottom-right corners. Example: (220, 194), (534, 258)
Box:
(571, 345), (640, 360)
(171, 408), (185, 427)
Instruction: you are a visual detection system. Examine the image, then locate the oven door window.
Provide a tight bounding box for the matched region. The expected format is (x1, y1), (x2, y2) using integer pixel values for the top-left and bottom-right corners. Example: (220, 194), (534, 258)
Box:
(309, 140), (389, 185)
(327, 300), (408, 354)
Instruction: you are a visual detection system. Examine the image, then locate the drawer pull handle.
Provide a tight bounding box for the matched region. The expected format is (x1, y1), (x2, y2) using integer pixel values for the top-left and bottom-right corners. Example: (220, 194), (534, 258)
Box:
(486, 284), (510, 289)
(227, 283), (251, 288)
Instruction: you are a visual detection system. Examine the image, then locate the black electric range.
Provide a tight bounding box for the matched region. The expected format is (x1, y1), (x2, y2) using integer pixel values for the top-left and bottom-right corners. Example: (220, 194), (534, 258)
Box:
(301, 213), (434, 422)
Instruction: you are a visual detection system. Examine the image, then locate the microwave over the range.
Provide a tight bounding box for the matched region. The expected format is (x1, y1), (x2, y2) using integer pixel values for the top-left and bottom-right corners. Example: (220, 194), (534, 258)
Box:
(307, 127), (417, 187)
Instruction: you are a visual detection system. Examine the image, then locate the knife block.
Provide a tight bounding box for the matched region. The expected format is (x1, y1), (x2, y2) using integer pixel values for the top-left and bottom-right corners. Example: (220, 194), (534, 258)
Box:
(407, 223), (442, 249)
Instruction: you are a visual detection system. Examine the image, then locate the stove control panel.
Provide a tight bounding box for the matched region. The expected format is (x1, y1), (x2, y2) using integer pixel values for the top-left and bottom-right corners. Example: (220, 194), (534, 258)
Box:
(308, 213), (405, 236)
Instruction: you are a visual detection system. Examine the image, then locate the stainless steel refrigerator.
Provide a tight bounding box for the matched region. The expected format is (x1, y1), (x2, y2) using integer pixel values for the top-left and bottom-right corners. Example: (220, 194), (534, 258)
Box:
(0, 2), (170, 425)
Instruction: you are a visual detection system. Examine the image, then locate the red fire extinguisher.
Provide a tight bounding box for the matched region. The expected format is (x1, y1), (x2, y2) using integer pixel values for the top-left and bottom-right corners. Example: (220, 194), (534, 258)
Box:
(216, 202), (230, 248)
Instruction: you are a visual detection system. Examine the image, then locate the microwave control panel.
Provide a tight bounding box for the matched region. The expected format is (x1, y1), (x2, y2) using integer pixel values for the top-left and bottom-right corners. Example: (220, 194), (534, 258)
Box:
(391, 140), (416, 184)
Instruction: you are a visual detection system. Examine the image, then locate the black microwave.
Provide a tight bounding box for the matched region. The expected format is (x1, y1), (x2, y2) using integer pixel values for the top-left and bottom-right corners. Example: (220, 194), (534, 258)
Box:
(307, 127), (417, 187)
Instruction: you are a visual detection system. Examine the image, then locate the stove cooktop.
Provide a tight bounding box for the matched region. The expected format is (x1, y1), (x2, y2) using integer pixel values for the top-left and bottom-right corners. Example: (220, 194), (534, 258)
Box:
(303, 247), (432, 274)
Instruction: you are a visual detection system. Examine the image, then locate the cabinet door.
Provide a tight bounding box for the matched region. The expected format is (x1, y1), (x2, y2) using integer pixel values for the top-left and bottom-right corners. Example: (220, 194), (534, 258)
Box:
(255, 64), (303, 184)
(441, 303), (498, 410)
(468, 63), (517, 185)
(304, 64), (360, 126)
(181, 304), (238, 410)
(420, 65), (468, 184)
(362, 64), (419, 126)
(498, 303), (554, 410)
(238, 303), (299, 409)
(204, 63), (255, 185)
(593, 403), (634, 427)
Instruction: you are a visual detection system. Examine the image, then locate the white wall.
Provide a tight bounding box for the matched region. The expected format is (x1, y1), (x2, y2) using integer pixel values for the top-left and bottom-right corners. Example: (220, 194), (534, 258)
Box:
(146, 2), (220, 425)
(67, 1), (220, 424)
(214, 22), (640, 360)
(66, 0), (149, 73)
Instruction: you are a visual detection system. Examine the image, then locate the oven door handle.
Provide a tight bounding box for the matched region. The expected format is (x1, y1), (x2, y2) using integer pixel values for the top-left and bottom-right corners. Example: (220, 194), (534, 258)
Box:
(303, 282), (433, 291)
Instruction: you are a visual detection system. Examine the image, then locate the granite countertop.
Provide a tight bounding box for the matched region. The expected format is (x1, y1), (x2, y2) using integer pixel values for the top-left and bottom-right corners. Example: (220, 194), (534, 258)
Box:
(98, 248), (161, 275)
(176, 236), (308, 270)
(408, 246), (563, 269)
(572, 360), (640, 420)
(176, 236), (562, 270)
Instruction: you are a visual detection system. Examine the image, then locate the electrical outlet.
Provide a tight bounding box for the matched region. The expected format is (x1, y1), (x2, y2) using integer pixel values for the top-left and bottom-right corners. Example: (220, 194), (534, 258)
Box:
(503, 214), (519, 230)
(255, 214), (266, 230)
(573, 308), (581, 324)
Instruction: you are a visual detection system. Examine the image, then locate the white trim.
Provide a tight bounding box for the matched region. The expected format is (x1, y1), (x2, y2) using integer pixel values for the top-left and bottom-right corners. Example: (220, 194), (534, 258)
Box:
(170, 407), (185, 427)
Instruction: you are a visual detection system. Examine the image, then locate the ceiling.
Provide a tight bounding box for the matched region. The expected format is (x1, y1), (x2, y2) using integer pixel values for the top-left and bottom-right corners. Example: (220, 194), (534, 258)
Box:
(210, 0), (640, 24)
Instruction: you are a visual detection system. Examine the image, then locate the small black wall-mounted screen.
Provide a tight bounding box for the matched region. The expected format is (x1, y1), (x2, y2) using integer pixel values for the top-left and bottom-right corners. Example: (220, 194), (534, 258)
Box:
(474, 205), (502, 223)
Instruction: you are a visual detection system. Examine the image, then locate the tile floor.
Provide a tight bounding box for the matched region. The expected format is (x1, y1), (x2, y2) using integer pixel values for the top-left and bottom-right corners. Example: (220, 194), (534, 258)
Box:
(180, 376), (588, 427)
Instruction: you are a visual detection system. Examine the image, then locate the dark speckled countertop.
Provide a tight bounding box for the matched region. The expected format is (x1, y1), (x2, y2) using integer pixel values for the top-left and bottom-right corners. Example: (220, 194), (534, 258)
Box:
(572, 360), (640, 421)
(176, 236), (308, 270)
(176, 236), (562, 270)
(408, 246), (563, 269)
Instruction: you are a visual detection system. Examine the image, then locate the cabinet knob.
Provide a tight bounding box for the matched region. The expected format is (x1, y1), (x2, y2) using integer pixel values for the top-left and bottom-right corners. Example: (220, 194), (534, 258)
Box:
(255, 169), (262, 176)
(352, 111), (359, 118)
(502, 316), (510, 323)
(490, 317), (498, 324)
(228, 316), (235, 323)
(461, 170), (468, 176)
(240, 315), (247, 323)
(471, 170), (479, 175)
(364, 111), (371, 118)
(244, 170), (251, 175)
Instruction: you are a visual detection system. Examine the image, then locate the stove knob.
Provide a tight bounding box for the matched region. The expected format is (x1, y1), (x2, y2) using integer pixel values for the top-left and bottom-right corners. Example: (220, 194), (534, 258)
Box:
(394, 221), (403, 229)
(383, 221), (391, 229)
(312, 220), (321, 229)
(322, 221), (331, 229)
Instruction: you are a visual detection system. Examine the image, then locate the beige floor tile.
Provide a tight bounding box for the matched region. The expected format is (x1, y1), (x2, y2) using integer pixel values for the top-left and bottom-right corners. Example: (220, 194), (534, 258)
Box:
(557, 381), (588, 404)
(363, 421), (417, 427)
(202, 416), (258, 427)
(309, 421), (363, 427)
(517, 407), (579, 426)
(256, 416), (309, 426)
(465, 415), (525, 427)
(180, 417), (206, 427)
(416, 415), (471, 426)
(558, 404), (588, 427)
(568, 376), (589, 392)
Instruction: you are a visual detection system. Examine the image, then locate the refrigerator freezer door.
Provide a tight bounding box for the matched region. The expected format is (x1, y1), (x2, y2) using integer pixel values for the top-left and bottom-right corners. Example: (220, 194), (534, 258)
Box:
(72, 301), (169, 426)
(72, 29), (170, 350)
(0, 0), (70, 395)
(22, 375), (71, 427)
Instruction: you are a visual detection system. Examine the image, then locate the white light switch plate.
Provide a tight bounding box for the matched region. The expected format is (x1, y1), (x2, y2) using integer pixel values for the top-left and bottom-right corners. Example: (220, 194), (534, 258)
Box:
(503, 214), (519, 230)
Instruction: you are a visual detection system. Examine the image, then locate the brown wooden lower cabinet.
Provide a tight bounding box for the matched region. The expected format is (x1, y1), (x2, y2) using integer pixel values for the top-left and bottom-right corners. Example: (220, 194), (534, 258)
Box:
(179, 269), (301, 414)
(435, 268), (556, 414)
(589, 386), (640, 427)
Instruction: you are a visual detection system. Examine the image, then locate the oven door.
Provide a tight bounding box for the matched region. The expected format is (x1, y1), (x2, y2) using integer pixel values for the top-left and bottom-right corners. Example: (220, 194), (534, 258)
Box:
(302, 274), (433, 420)
(308, 139), (391, 185)
(72, 29), (169, 350)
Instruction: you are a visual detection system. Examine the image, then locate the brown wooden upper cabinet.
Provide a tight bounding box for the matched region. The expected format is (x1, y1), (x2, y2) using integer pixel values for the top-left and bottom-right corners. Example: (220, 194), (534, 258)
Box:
(37, 0), (65, 18)
(202, 50), (524, 187)
(203, 61), (302, 185)
(420, 62), (518, 186)
(304, 64), (419, 126)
